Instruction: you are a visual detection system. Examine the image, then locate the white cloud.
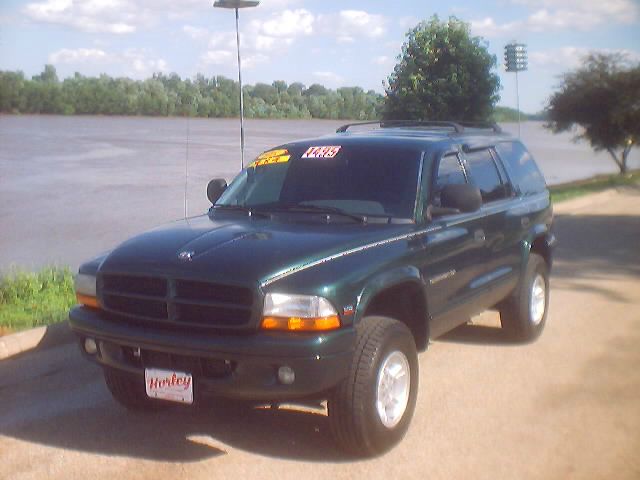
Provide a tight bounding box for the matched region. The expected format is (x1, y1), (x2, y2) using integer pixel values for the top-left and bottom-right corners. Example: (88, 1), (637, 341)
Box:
(49, 48), (110, 64)
(472, 0), (639, 37)
(243, 53), (270, 69)
(530, 47), (640, 69)
(336, 36), (355, 44)
(251, 9), (314, 37)
(313, 71), (343, 84)
(182, 25), (209, 41)
(201, 50), (233, 65)
(321, 10), (386, 38)
(208, 32), (237, 50)
(48, 46), (168, 77)
(23, 0), (207, 34)
(372, 55), (392, 66)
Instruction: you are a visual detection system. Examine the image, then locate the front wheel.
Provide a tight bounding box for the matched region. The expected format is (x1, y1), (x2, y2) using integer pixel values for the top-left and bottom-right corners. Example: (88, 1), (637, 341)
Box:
(104, 368), (169, 411)
(328, 316), (418, 456)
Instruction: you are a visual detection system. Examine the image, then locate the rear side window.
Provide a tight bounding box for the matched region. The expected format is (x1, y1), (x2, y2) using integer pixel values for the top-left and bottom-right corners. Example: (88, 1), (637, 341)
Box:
(495, 142), (546, 195)
(464, 149), (508, 203)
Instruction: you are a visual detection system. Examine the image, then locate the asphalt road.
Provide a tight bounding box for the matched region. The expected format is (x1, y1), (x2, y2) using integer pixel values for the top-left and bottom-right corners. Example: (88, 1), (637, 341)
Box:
(1, 187), (639, 480)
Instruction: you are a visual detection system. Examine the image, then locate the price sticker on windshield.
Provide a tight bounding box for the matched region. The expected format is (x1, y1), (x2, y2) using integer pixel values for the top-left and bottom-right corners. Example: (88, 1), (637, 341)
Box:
(250, 149), (291, 168)
(302, 146), (342, 159)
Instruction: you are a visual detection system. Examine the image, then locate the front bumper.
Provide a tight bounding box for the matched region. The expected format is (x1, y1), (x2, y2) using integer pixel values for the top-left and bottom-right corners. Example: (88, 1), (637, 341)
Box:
(69, 306), (354, 401)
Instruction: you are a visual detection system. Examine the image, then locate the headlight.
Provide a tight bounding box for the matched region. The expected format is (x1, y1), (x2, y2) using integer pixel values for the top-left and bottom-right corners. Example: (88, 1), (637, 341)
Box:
(74, 273), (99, 308)
(261, 293), (340, 332)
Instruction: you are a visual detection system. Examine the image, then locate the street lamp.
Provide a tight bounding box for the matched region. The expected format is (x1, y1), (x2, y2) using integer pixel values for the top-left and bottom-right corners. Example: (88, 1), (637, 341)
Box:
(504, 42), (528, 137)
(213, 0), (260, 170)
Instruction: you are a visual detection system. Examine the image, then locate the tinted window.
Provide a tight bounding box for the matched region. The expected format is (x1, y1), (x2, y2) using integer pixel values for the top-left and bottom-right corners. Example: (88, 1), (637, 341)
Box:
(464, 149), (507, 203)
(495, 142), (546, 195)
(436, 154), (466, 187)
(432, 154), (466, 206)
(217, 145), (422, 218)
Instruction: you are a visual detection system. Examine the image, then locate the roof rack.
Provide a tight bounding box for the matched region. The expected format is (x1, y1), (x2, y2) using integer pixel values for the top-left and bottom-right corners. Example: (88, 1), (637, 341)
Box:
(335, 120), (502, 134)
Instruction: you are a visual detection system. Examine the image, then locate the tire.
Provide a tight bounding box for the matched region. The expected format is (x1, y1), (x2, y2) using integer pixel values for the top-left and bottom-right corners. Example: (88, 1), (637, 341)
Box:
(500, 253), (549, 342)
(328, 316), (419, 457)
(104, 368), (169, 411)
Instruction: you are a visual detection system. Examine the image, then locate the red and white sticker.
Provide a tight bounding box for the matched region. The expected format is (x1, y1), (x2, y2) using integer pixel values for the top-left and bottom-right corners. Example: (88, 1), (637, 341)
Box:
(302, 146), (342, 158)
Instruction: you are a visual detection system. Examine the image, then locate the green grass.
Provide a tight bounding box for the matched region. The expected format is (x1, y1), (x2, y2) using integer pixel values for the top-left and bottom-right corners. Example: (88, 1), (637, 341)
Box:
(0, 267), (75, 335)
(550, 171), (640, 203)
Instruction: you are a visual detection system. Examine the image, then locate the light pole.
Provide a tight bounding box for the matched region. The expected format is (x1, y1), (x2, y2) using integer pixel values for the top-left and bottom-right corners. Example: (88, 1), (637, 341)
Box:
(504, 42), (528, 137)
(213, 0), (260, 170)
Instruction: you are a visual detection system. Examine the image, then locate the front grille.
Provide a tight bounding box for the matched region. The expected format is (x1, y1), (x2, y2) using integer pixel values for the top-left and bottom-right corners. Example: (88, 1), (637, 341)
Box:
(100, 274), (254, 330)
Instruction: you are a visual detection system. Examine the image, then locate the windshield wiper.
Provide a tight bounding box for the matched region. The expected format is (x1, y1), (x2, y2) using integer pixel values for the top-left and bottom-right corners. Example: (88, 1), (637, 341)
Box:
(261, 204), (368, 223)
(210, 204), (270, 218)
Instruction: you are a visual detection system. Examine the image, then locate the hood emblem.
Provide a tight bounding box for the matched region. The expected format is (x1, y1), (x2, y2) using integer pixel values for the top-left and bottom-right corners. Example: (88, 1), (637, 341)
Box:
(178, 250), (195, 262)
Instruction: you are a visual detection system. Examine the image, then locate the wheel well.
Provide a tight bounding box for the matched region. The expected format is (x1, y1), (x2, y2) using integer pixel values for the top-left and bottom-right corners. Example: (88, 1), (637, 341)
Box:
(531, 235), (552, 268)
(363, 282), (429, 351)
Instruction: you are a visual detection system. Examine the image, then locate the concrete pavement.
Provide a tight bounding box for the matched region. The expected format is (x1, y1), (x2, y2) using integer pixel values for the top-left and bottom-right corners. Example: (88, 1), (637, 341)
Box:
(0, 186), (639, 480)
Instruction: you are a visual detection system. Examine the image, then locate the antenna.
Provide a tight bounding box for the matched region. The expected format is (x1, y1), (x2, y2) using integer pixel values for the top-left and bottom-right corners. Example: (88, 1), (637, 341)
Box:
(184, 111), (190, 218)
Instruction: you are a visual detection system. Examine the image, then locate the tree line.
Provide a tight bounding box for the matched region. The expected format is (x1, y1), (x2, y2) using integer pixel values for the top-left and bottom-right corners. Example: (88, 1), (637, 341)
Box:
(0, 65), (383, 120)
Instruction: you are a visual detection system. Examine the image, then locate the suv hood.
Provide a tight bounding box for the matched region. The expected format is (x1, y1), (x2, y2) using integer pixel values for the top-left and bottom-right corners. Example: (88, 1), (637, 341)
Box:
(99, 214), (411, 287)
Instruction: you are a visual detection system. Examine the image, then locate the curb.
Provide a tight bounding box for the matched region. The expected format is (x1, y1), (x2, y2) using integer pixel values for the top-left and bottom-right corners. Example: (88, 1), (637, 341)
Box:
(0, 321), (74, 361)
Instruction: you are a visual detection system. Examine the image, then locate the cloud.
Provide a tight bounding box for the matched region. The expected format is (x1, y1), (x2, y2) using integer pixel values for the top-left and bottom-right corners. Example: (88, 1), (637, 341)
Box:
(318, 10), (386, 39)
(49, 48), (110, 64)
(48, 46), (168, 77)
(472, 0), (639, 37)
(372, 56), (392, 66)
(23, 0), (206, 34)
(313, 71), (343, 84)
(530, 47), (640, 70)
(201, 50), (234, 65)
(251, 8), (314, 37)
(182, 25), (209, 41)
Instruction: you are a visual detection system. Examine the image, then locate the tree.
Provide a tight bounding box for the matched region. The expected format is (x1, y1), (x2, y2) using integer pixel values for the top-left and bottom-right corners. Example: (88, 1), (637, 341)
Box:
(384, 15), (500, 122)
(545, 53), (639, 174)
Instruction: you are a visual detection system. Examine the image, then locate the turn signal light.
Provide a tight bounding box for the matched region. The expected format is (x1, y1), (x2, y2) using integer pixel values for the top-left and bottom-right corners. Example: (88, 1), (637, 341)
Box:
(77, 293), (99, 309)
(261, 315), (341, 332)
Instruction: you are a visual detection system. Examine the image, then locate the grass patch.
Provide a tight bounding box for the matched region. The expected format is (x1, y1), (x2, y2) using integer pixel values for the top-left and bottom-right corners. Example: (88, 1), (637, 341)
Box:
(550, 171), (640, 203)
(0, 267), (75, 335)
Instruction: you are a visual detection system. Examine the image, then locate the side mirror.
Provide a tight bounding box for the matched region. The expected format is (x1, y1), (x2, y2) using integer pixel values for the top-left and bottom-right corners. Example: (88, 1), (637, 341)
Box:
(440, 184), (482, 213)
(207, 178), (227, 204)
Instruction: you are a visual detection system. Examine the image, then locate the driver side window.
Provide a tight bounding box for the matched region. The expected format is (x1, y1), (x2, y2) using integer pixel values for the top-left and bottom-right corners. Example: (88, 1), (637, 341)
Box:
(432, 154), (467, 206)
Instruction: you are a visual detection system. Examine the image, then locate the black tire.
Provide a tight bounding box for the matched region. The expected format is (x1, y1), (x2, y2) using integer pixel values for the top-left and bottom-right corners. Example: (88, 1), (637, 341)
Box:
(103, 368), (169, 411)
(328, 316), (419, 457)
(500, 253), (549, 341)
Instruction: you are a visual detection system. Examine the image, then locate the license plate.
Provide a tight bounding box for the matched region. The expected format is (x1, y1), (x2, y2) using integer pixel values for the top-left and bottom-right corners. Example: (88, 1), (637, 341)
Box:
(145, 368), (193, 404)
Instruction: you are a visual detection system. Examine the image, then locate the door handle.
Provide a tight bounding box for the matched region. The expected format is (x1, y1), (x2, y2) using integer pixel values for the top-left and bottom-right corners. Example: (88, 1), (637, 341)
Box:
(474, 229), (486, 243)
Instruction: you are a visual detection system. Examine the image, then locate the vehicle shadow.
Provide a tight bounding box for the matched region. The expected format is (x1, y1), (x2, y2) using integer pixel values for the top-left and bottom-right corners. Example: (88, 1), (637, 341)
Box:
(439, 323), (515, 346)
(0, 346), (347, 463)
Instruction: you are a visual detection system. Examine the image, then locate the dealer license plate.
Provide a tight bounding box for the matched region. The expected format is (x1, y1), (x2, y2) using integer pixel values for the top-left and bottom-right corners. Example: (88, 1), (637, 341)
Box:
(145, 368), (193, 404)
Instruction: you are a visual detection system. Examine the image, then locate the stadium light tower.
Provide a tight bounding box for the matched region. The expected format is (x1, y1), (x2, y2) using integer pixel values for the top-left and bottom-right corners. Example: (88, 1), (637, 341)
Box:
(213, 0), (260, 170)
(504, 42), (528, 137)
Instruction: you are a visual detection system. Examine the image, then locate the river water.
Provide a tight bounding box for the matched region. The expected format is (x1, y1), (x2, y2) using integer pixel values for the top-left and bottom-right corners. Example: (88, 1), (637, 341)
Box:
(1, 115), (637, 271)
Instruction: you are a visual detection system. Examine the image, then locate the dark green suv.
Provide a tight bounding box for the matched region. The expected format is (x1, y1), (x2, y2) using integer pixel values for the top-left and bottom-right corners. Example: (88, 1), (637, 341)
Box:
(69, 121), (555, 456)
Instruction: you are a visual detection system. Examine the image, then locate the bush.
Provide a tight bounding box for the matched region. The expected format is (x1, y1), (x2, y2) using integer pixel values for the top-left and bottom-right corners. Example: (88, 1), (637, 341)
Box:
(0, 267), (76, 333)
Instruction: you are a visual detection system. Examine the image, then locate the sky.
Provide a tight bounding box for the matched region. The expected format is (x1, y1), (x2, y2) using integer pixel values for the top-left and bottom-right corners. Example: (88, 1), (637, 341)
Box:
(0, 0), (639, 113)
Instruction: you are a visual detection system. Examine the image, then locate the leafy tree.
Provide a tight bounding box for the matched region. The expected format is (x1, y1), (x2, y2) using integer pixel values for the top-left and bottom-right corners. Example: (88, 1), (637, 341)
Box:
(546, 53), (639, 174)
(384, 15), (500, 122)
(0, 66), (383, 120)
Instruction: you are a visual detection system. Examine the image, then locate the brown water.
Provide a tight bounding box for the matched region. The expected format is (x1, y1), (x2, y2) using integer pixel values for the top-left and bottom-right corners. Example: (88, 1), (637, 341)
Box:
(0, 115), (637, 270)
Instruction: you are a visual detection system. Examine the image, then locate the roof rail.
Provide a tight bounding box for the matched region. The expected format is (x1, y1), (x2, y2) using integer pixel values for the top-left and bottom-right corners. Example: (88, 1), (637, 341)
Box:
(336, 120), (502, 134)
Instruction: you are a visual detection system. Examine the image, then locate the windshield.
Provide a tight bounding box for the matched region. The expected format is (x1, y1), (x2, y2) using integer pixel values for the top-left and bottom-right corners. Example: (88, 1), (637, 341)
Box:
(216, 144), (422, 219)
